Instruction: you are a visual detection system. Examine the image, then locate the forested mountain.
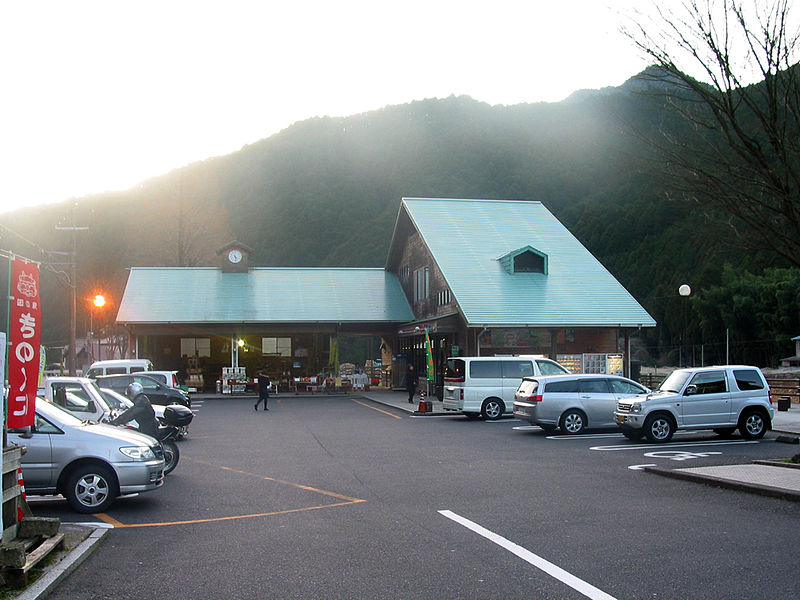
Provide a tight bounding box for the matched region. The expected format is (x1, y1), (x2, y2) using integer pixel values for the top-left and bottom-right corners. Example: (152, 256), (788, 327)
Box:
(1, 68), (795, 366)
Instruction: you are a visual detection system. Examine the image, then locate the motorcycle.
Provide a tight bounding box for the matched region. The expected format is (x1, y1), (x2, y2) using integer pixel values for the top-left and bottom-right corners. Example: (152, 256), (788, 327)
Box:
(155, 404), (193, 474)
(119, 404), (193, 475)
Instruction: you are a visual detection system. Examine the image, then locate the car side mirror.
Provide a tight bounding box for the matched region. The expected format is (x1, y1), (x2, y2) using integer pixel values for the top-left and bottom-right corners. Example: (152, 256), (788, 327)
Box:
(9, 427), (33, 438)
(684, 385), (698, 396)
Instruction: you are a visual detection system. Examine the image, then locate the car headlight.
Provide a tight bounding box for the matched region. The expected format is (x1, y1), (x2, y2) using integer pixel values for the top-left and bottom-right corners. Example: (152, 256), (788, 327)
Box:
(631, 403), (643, 414)
(120, 446), (156, 461)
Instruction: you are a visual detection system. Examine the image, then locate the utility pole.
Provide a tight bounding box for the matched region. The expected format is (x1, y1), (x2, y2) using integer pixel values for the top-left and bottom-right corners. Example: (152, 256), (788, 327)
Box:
(54, 223), (88, 375)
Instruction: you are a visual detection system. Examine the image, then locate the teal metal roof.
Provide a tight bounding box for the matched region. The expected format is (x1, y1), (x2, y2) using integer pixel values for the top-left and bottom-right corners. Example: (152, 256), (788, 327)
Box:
(117, 267), (414, 324)
(400, 198), (656, 328)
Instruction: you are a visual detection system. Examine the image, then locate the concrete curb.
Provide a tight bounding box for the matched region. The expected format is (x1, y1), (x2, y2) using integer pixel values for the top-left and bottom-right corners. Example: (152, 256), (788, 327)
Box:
(14, 526), (109, 600)
(643, 465), (800, 502)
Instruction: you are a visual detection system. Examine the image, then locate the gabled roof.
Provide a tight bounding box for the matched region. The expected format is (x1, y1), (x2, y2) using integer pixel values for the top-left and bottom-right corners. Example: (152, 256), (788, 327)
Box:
(117, 267), (414, 324)
(389, 198), (655, 328)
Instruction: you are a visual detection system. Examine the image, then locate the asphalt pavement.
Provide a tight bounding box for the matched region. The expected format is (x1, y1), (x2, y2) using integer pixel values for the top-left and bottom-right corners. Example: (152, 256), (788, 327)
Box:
(9, 389), (800, 599)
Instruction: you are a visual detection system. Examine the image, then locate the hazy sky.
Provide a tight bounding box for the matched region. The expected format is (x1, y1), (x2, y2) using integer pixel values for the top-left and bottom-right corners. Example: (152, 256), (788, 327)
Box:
(1, 1), (653, 214)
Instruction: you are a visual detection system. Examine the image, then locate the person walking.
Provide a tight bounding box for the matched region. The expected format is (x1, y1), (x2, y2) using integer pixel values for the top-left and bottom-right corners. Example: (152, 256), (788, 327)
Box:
(255, 369), (271, 411)
(405, 364), (419, 404)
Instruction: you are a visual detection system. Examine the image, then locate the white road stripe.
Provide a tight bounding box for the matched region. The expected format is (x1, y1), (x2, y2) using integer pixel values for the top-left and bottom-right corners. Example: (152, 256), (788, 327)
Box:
(590, 440), (758, 451)
(439, 510), (618, 600)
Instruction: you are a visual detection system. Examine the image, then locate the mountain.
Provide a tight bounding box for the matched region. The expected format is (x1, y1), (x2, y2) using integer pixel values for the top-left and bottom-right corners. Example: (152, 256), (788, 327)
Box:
(0, 68), (790, 361)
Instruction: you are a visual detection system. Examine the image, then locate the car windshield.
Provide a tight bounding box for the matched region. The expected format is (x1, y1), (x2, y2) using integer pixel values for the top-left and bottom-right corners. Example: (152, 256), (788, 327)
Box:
(657, 371), (692, 393)
(99, 388), (129, 410)
(36, 398), (85, 427)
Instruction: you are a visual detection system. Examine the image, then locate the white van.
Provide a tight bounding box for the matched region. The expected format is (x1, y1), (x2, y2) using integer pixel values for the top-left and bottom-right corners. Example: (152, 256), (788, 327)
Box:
(443, 356), (569, 420)
(86, 359), (154, 378)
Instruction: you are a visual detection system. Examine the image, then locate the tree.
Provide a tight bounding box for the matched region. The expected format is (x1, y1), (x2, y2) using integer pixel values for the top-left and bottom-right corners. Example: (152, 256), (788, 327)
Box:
(623, 0), (800, 266)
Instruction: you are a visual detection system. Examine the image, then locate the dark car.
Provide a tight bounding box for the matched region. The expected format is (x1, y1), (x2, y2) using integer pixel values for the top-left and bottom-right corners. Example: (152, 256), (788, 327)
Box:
(94, 373), (191, 407)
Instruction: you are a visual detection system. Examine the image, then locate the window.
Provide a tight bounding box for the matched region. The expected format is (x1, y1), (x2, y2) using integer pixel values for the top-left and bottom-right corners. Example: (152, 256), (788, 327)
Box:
(543, 379), (579, 393)
(609, 379), (647, 395)
(502, 360), (534, 378)
(413, 267), (429, 302)
(263, 337), (292, 357)
(536, 359), (570, 375)
(579, 379), (612, 393)
(689, 372), (728, 394)
(470, 361), (502, 378)
(514, 251), (545, 273)
(437, 289), (452, 306)
(181, 337), (211, 358)
(107, 367), (127, 375)
(733, 369), (764, 391)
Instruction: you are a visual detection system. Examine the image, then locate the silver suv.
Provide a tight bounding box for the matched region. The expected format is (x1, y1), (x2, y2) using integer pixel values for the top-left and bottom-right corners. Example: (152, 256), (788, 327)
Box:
(614, 365), (774, 443)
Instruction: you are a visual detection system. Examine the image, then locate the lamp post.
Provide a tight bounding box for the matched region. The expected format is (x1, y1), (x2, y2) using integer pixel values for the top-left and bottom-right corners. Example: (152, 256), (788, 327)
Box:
(678, 284), (691, 367)
(89, 294), (106, 363)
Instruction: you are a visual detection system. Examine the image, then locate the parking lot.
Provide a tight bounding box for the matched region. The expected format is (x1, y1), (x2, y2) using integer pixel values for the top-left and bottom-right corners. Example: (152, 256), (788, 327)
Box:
(29, 394), (800, 600)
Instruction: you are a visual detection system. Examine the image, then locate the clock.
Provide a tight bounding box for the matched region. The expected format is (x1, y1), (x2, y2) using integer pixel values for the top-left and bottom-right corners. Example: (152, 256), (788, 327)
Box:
(228, 249), (243, 264)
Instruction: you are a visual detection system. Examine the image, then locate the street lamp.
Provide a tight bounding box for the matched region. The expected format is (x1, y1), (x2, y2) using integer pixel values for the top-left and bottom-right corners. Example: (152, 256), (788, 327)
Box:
(678, 284), (691, 367)
(89, 294), (106, 363)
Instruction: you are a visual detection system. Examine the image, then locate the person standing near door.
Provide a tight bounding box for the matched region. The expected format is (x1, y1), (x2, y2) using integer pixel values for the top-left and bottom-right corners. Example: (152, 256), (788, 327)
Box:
(405, 364), (419, 404)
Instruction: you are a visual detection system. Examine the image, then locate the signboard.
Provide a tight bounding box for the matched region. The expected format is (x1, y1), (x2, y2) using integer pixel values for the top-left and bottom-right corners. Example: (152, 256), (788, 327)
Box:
(8, 259), (41, 429)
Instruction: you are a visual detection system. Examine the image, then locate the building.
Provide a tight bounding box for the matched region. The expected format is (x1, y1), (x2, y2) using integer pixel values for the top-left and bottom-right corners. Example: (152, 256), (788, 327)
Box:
(116, 198), (655, 394)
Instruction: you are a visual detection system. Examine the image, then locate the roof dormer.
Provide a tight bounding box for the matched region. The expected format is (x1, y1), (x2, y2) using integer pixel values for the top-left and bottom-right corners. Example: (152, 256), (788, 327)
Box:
(498, 246), (548, 275)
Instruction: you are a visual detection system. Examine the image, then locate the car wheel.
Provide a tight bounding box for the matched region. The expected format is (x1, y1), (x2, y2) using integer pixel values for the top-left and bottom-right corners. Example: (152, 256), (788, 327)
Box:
(64, 464), (118, 514)
(559, 409), (587, 435)
(622, 429), (643, 441)
(739, 409), (767, 440)
(162, 441), (180, 475)
(713, 427), (736, 438)
(644, 413), (675, 443)
(481, 398), (504, 421)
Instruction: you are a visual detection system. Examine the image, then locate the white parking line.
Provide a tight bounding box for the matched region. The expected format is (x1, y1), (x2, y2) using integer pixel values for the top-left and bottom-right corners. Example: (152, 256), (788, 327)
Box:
(439, 510), (618, 600)
(590, 440), (759, 452)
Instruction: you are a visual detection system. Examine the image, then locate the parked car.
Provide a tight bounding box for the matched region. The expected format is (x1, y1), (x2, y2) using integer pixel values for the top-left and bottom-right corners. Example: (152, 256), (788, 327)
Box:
(143, 370), (181, 388)
(614, 365), (775, 442)
(443, 356), (570, 420)
(86, 358), (154, 378)
(95, 374), (191, 407)
(8, 398), (165, 513)
(39, 376), (116, 422)
(513, 374), (649, 434)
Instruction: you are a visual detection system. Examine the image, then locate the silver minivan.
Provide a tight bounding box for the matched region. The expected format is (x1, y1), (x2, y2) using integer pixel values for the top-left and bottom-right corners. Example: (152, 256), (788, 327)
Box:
(513, 374), (649, 434)
(8, 398), (165, 513)
(443, 356), (569, 420)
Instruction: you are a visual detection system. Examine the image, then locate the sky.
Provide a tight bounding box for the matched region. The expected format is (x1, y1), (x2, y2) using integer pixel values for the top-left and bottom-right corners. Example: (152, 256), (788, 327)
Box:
(0, 0), (654, 214)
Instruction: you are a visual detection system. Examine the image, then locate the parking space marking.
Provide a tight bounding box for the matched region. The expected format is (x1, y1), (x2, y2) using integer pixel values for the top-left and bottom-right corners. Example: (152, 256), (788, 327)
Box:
(93, 458), (365, 528)
(439, 510), (617, 600)
(590, 440), (759, 452)
(351, 399), (403, 419)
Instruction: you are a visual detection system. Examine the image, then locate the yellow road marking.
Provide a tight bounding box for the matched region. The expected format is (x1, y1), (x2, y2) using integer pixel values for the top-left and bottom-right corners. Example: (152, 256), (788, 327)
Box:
(95, 500), (364, 528)
(94, 458), (365, 528)
(350, 398), (402, 419)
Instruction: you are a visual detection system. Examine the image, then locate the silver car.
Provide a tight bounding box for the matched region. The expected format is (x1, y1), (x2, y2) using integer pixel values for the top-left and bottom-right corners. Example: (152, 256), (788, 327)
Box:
(8, 398), (165, 513)
(513, 374), (649, 434)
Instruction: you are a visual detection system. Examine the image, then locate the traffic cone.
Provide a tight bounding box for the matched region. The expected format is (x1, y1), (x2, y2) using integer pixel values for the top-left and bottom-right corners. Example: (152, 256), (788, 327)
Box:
(417, 390), (427, 413)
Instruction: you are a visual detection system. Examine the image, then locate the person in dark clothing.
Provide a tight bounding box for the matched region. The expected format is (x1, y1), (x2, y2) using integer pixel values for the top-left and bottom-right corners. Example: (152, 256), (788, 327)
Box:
(110, 382), (159, 438)
(405, 364), (419, 404)
(255, 370), (271, 411)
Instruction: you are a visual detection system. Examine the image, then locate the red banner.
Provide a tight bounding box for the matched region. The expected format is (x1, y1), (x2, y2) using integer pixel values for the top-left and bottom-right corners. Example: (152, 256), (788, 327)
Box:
(7, 259), (41, 429)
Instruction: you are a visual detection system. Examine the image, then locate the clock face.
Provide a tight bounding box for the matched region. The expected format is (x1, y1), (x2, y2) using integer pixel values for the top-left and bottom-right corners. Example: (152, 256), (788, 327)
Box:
(228, 249), (243, 264)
